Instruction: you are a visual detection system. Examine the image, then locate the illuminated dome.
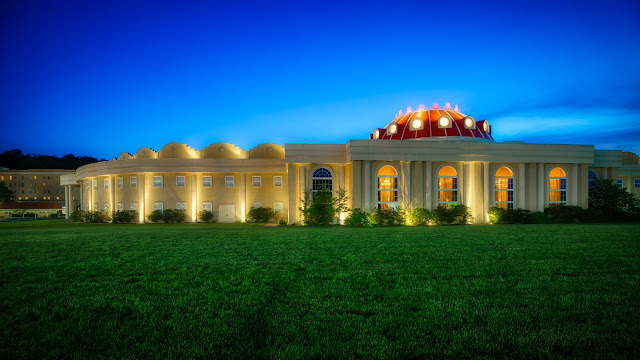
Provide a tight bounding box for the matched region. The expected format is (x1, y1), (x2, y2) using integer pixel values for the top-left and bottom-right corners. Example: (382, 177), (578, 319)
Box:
(371, 103), (494, 141)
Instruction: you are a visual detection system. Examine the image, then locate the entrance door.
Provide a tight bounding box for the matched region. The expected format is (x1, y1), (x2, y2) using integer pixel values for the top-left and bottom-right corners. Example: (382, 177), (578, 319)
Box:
(218, 204), (236, 223)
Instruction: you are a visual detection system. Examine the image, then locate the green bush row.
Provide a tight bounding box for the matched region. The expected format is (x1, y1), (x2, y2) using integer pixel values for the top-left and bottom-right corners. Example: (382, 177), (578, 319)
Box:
(344, 205), (473, 227)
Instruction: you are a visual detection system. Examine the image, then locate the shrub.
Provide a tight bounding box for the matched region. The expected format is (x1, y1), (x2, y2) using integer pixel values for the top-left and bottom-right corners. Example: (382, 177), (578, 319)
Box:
(489, 207), (531, 224)
(371, 208), (406, 226)
(247, 206), (276, 223)
(161, 209), (186, 223)
(69, 210), (85, 222)
(83, 210), (110, 223)
(525, 211), (551, 224)
(300, 187), (336, 226)
(544, 205), (584, 223)
(579, 208), (608, 223)
(147, 210), (163, 223)
(344, 208), (372, 227)
(112, 210), (138, 223)
(278, 217), (288, 225)
(407, 208), (432, 226)
(433, 205), (472, 225)
(198, 210), (214, 223)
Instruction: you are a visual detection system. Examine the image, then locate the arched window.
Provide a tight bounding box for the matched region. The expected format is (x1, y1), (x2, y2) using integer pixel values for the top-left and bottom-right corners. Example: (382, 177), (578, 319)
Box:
(495, 167), (514, 209)
(438, 166), (458, 208)
(312, 167), (332, 191)
(588, 170), (597, 189)
(549, 167), (567, 206)
(377, 165), (398, 210)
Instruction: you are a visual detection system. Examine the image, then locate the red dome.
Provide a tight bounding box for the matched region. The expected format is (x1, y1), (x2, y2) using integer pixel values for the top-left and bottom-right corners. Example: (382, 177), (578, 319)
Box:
(371, 106), (494, 141)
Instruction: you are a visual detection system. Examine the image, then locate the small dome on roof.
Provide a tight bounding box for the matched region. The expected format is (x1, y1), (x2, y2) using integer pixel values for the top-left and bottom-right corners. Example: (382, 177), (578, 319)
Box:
(371, 104), (494, 141)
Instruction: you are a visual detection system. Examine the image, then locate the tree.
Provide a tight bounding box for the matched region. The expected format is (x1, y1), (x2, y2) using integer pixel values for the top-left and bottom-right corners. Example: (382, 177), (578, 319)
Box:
(589, 178), (639, 220)
(0, 182), (15, 202)
(299, 187), (349, 226)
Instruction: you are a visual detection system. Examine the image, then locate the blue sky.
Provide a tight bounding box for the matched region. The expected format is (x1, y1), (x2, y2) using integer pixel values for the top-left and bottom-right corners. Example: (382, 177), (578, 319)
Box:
(2, 0), (639, 159)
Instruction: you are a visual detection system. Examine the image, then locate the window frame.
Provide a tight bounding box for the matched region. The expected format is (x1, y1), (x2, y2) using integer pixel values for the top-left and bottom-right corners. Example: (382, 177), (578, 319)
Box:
(104, 179), (109, 190)
(153, 176), (163, 188)
(202, 176), (212, 187)
(225, 176), (234, 187)
(176, 202), (186, 210)
(376, 164), (399, 210)
(202, 202), (213, 212)
(273, 175), (283, 187)
(273, 201), (284, 214)
(548, 167), (567, 206)
(176, 176), (186, 188)
(130, 176), (137, 188)
(153, 202), (163, 212)
(117, 177), (123, 189)
(312, 167), (333, 191)
(494, 166), (515, 210)
(130, 202), (137, 211)
(437, 165), (459, 208)
(252, 176), (261, 187)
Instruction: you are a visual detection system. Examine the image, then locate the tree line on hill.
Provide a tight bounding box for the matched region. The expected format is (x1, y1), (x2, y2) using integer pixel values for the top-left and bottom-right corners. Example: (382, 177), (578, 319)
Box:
(0, 149), (104, 170)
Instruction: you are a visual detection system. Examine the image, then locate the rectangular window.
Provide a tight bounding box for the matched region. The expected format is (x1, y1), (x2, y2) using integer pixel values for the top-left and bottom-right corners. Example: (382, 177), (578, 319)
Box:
(274, 202), (283, 214)
(202, 176), (212, 187)
(153, 176), (163, 187)
(251, 202), (262, 208)
(130, 202), (137, 211)
(273, 175), (283, 187)
(104, 179), (109, 189)
(176, 176), (186, 187)
(203, 202), (212, 212)
(225, 176), (234, 187)
(104, 203), (109, 212)
(176, 202), (186, 210)
(117, 202), (124, 211)
(617, 179), (623, 188)
(117, 177), (123, 189)
(252, 176), (261, 187)
(93, 180), (97, 190)
(94, 203), (98, 211)
(153, 202), (163, 212)
(635, 179), (640, 189)
(130, 176), (137, 188)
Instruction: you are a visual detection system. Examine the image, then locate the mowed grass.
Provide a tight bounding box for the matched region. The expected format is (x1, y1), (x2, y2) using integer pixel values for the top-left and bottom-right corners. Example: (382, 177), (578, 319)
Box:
(0, 221), (639, 359)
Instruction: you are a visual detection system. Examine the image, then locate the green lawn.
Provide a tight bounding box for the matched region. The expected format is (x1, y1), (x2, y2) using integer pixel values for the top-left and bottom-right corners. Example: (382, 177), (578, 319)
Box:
(1, 221), (639, 359)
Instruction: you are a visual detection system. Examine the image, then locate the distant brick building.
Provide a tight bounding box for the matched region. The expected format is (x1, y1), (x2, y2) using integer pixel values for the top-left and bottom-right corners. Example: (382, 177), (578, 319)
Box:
(0, 169), (80, 210)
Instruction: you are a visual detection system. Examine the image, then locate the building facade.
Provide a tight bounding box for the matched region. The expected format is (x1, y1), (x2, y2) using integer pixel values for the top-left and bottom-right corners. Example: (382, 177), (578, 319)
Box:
(59, 106), (640, 223)
(0, 169), (79, 209)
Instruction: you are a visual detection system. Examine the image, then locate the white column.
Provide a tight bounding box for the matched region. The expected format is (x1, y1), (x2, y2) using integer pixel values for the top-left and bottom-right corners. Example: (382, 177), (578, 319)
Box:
(339, 164), (345, 190)
(537, 163), (545, 211)
(299, 164), (306, 215)
(483, 163), (489, 223)
(139, 174), (145, 223)
(602, 167), (608, 180)
(424, 161), (432, 210)
(79, 183), (84, 211)
(64, 185), (70, 219)
(518, 163), (526, 210)
(240, 174), (246, 222)
(463, 163), (471, 207)
(89, 178), (94, 211)
(571, 164), (579, 206)
(403, 161), (411, 208)
(191, 174), (197, 222)
(363, 161), (371, 212)
(109, 175), (115, 215)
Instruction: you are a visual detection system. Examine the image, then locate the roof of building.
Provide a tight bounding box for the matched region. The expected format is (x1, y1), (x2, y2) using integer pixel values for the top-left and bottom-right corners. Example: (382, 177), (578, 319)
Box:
(370, 103), (494, 141)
